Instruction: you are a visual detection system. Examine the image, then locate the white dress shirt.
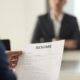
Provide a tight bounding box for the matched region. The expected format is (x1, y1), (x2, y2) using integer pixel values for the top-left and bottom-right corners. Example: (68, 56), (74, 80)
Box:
(50, 12), (64, 39)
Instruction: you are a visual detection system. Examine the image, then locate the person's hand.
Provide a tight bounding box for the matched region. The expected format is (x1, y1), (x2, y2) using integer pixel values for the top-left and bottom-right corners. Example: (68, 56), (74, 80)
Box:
(6, 51), (22, 69)
(65, 40), (77, 49)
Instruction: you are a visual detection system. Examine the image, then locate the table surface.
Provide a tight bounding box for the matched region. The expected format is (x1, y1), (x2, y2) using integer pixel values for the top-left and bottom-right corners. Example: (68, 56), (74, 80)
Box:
(63, 50), (80, 61)
(60, 50), (80, 80)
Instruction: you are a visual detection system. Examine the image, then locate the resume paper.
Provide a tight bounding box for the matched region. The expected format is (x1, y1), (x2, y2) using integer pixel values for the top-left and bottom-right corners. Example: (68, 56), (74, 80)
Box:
(16, 40), (64, 80)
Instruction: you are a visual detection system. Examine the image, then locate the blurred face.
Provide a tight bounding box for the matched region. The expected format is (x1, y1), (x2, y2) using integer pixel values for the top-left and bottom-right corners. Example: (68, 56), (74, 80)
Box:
(49, 0), (66, 13)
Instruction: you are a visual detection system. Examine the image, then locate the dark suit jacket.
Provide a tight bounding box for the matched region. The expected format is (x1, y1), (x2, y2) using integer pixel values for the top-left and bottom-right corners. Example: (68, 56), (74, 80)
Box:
(0, 41), (16, 80)
(31, 13), (79, 43)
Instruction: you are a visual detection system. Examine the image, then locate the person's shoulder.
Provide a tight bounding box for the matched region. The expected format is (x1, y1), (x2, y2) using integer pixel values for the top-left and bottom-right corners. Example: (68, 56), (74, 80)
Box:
(38, 13), (49, 20)
(0, 41), (5, 53)
(64, 13), (77, 20)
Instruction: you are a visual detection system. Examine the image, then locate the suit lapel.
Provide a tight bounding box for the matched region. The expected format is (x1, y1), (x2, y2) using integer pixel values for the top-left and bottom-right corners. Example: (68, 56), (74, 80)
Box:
(47, 14), (55, 38)
(59, 14), (67, 38)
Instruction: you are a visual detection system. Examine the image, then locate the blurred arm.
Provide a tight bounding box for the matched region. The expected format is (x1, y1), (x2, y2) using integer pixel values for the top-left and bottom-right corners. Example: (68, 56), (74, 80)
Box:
(65, 18), (79, 49)
(0, 41), (17, 80)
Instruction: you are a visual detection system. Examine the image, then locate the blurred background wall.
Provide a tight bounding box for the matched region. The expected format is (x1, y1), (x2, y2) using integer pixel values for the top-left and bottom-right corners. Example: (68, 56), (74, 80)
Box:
(0, 0), (26, 50)
(0, 0), (79, 50)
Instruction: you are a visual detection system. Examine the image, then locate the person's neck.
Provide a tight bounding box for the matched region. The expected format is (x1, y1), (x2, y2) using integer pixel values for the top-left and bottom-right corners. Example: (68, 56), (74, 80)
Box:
(53, 11), (62, 20)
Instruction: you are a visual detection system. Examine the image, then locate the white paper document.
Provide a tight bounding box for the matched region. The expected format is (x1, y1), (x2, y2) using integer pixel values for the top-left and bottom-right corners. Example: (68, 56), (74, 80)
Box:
(16, 40), (64, 80)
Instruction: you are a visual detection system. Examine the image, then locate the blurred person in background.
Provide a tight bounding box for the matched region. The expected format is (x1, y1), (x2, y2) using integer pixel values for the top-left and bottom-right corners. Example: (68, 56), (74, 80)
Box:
(0, 41), (16, 80)
(31, 0), (80, 49)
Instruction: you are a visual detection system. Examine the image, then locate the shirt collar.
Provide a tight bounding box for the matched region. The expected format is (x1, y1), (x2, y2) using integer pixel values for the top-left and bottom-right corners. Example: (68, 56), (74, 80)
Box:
(50, 11), (64, 22)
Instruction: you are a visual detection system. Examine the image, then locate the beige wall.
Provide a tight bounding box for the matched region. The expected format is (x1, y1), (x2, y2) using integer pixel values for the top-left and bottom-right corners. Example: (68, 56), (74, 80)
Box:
(0, 0), (26, 50)
(0, 0), (46, 50)
(24, 0), (46, 44)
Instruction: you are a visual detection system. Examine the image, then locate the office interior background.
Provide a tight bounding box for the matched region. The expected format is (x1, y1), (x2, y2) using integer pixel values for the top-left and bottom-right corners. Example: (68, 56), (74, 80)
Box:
(0, 0), (80, 50)
(0, 0), (80, 80)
